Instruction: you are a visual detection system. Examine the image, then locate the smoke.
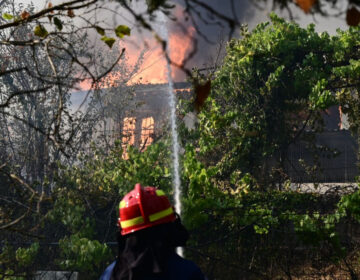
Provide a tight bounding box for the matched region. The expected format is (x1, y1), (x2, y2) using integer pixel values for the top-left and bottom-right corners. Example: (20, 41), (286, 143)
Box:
(167, 0), (257, 77)
(21, 0), (264, 86)
(93, 0), (259, 83)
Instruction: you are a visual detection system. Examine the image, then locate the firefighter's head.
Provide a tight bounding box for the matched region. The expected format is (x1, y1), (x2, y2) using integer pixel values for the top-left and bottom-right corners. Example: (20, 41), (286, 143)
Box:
(112, 184), (190, 279)
(118, 183), (176, 235)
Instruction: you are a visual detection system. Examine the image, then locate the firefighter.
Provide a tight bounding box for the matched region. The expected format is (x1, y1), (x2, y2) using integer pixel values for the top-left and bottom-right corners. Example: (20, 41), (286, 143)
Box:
(99, 183), (206, 280)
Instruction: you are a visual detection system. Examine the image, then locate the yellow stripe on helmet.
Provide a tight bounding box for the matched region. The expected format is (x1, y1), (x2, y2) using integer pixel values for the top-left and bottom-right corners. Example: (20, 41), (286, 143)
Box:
(149, 207), (173, 222)
(155, 190), (165, 196)
(120, 216), (144, 228)
(119, 200), (126, 209)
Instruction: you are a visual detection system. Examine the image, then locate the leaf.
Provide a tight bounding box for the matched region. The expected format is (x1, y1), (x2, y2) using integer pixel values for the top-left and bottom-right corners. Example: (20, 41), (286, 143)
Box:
(346, 7), (360, 26)
(101, 36), (116, 48)
(95, 26), (105, 36)
(296, 0), (316, 13)
(2, 13), (14, 20)
(194, 80), (211, 113)
(34, 25), (48, 38)
(54, 17), (63, 31)
(67, 9), (75, 18)
(21, 10), (30, 20)
(115, 25), (131, 38)
(54, 17), (63, 30)
(146, 0), (166, 13)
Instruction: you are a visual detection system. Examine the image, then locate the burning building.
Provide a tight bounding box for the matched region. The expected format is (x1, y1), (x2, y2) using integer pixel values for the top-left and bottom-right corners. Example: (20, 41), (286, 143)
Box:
(80, 6), (357, 184)
(120, 83), (191, 150)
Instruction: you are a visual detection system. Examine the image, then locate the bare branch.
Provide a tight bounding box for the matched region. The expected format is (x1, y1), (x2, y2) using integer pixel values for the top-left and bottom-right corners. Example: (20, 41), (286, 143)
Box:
(0, 0), (98, 31)
(0, 212), (28, 230)
(0, 86), (53, 108)
(0, 66), (27, 76)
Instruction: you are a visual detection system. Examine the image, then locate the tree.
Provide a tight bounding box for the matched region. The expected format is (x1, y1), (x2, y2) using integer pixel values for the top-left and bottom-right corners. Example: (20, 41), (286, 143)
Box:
(174, 17), (360, 279)
(0, 7), (99, 190)
(0, 0), (153, 180)
(184, 14), (360, 188)
(0, 0), (128, 159)
(0, 0), (146, 254)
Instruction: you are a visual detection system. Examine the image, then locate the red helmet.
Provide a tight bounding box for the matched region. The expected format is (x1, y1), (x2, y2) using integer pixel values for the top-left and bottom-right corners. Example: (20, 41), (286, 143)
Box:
(118, 183), (176, 235)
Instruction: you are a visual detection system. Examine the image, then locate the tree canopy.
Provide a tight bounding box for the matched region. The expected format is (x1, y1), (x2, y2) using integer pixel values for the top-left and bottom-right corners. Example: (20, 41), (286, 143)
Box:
(189, 14), (360, 187)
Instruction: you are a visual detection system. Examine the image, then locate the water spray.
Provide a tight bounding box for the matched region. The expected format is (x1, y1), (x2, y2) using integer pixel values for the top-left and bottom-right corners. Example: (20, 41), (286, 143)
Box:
(158, 12), (183, 257)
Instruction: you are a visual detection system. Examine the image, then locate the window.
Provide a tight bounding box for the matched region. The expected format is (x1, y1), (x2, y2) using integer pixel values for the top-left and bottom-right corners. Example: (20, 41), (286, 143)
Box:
(122, 117), (136, 146)
(140, 117), (154, 150)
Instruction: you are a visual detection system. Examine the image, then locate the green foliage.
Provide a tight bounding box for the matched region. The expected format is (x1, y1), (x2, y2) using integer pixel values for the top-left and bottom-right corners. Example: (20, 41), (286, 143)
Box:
(58, 234), (111, 274)
(180, 141), (360, 277)
(33, 25), (48, 38)
(47, 196), (94, 236)
(44, 189), (109, 277)
(0, 244), (16, 277)
(115, 25), (131, 38)
(98, 24), (130, 48)
(338, 189), (360, 222)
(53, 17), (63, 31)
(145, 0), (174, 13)
(0, 243), (39, 279)
(15, 243), (39, 267)
(101, 36), (116, 48)
(309, 79), (336, 110)
(2, 13), (13, 20)
(95, 26), (105, 36)
(187, 14), (360, 188)
(182, 144), (220, 228)
(62, 142), (173, 197)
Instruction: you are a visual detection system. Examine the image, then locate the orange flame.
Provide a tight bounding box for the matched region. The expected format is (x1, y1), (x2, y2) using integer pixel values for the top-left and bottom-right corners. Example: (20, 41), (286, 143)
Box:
(127, 26), (195, 85)
(79, 24), (195, 90)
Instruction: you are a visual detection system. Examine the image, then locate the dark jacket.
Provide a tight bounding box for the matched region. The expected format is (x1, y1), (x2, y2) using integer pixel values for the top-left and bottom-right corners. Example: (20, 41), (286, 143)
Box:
(99, 252), (206, 280)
